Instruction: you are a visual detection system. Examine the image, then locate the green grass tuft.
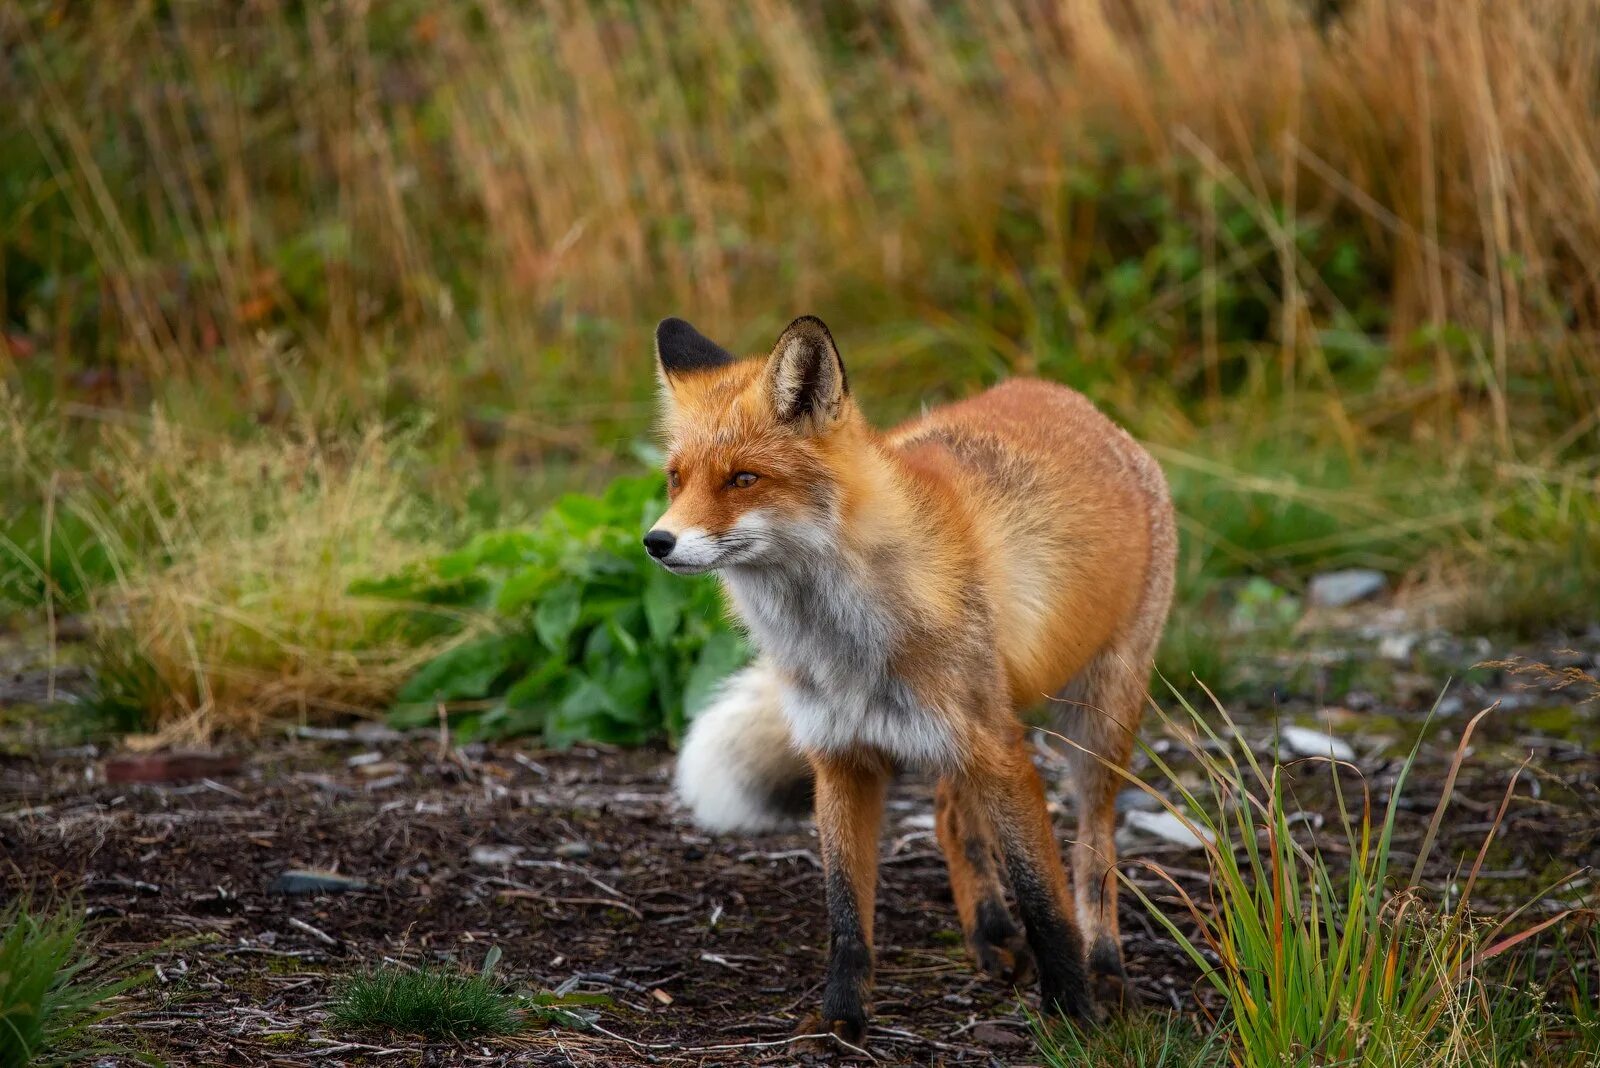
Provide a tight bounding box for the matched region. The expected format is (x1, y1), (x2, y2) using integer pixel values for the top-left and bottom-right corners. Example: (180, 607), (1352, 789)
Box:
(1110, 691), (1594, 1068)
(331, 967), (521, 1041)
(1031, 1011), (1229, 1068)
(0, 900), (141, 1068)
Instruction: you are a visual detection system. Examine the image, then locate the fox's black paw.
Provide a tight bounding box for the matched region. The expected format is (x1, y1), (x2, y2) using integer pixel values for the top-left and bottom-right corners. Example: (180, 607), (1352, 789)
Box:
(971, 926), (1037, 987)
(796, 1010), (869, 1052)
(1088, 937), (1135, 1015)
(1040, 974), (1101, 1028)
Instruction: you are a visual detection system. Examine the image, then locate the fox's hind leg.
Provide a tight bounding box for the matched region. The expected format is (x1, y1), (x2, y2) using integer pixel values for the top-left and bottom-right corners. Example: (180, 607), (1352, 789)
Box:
(1056, 480), (1175, 1011)
(1054, 651), (1144, 1011)
(935, 778), (1035, 985)
(966, 731), (1094, 1023)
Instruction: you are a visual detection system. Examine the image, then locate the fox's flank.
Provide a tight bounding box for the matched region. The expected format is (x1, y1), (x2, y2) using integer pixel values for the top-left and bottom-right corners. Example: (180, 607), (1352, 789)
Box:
(652, 314), (1176, 1040)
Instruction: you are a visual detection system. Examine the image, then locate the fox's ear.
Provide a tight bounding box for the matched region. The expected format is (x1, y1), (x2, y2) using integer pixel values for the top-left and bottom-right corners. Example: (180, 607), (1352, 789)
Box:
(655, 317), (735, 383)
(766, 316), (848, 429)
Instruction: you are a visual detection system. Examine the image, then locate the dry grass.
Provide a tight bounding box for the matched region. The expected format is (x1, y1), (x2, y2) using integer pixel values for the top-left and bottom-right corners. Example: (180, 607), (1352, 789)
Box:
(9, 0), (1600, 447)
(4, 399), (459, 741)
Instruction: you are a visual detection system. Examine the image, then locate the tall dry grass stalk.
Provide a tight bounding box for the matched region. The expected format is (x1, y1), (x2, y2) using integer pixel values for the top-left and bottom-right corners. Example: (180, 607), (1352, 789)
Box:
(9, 0), (1600, 447)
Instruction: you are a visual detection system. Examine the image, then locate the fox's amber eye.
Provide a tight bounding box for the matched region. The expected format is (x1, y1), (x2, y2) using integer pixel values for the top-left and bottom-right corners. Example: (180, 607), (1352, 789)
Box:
(731, 472), (759, 489)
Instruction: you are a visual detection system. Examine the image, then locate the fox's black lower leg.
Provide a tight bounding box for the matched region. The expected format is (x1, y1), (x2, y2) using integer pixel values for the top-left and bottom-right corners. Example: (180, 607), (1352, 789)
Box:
(935, 778), (1035, 984)
(804, 753), (889, 1045)
(979, 742), (1094, 1022)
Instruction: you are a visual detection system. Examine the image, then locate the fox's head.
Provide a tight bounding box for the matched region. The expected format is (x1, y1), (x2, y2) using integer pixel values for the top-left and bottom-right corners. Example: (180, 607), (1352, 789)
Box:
(643, 315), (859, 574)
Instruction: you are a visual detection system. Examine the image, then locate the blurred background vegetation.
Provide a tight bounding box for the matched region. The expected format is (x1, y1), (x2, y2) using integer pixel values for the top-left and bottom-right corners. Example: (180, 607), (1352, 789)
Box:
(2, 0), (1597, 743)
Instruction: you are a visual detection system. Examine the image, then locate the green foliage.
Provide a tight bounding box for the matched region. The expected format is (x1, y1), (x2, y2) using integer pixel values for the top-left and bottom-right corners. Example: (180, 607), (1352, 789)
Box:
(368, 475), (746, 746)
(0, 900), (141, 1068)
(1031, 1011), (1229, 1068)
(331, 965), (519, 1041)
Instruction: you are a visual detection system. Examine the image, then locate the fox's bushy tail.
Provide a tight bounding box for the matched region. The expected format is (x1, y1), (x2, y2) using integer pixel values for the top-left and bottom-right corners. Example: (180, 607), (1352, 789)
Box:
(673, 659), (813, 831)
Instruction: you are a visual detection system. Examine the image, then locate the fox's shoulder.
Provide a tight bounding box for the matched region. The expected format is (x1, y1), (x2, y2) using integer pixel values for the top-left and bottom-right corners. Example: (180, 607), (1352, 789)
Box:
(887, 377), (1115, 456)
(884, 378), (1164, 516)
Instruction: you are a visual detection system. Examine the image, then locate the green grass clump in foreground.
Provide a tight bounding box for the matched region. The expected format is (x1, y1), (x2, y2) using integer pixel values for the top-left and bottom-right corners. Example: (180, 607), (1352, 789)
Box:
(0, 901), (140, 1068)
(1032, 1011), (1228, 1068)
(331, 967), (520, 1041)
(1105, 692), (1597, 1068)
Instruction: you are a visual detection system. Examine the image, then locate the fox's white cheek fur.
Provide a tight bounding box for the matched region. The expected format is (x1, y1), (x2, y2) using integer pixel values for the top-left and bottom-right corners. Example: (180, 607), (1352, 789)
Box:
(724, 518), (963, 771)
(726, 510), (777, 563)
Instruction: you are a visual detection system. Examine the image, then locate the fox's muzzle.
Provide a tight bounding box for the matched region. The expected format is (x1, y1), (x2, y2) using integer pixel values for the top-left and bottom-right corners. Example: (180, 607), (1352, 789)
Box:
(642, 529), (676, 559)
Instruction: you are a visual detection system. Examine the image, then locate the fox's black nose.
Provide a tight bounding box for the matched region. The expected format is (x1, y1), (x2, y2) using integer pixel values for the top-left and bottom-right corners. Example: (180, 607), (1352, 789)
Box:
(643, 530), (676, 559)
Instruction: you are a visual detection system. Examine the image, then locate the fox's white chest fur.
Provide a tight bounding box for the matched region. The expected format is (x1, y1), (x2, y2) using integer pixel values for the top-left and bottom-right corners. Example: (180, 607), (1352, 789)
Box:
(723, 557), (960, 769)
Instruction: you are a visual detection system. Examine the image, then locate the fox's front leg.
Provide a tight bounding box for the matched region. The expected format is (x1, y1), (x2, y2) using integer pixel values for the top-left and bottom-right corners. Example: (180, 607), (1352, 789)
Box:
(801, 751), (890, 1046)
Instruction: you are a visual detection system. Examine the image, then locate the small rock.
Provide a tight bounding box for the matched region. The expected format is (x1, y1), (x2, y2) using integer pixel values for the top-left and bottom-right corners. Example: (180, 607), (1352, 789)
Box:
(1123, 810), (1215, 849)
(346, 751), (385, 767)
(104, 752), (241, 785)
(1280, 726), (1356, 762)
(288, 772), (354, 797)
(470, 845), (525, 867)
(1115, 787), (1163, 813)
(968, 1023), (1025, 1048)
(554, 840), (592, 859)
(1309, 569), (1387, 609)
(1378, 633), (1418, 662)
(294, 726), (352, 741)
(900, 813), (938, 831)
(270, 869), (369, 895)
(352, 722), (404, 744)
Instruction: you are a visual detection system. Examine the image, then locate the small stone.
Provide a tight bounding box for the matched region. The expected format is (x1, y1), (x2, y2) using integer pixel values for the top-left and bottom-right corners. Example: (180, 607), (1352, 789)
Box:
(554, 840), (592, 859)
(1378, 633), (1418, 662)
(104, 752), (241, 785)
(1115, 787), (1163, 813)
(470, 845), (525, 867)
(1123, 810), (1215, 849)
(270, 869), (369, 895)
(900, 813), (938, 831)
(968, 1023), (1026, 1047)
(352, 722), (404, 744)
(1308, 569), (1387, 609)
(294, 726), (352, 742)
(1280, 726), (1356, 762)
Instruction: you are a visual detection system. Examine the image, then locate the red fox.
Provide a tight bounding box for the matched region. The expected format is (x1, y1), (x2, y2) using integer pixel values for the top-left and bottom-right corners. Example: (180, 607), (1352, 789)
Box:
(648, 315), (1175, 1042)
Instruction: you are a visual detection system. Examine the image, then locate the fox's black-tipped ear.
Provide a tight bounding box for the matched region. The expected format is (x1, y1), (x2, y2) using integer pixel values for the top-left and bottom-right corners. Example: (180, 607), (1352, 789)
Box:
(766, 315), (848, 428)
(655, 317), (735, 380)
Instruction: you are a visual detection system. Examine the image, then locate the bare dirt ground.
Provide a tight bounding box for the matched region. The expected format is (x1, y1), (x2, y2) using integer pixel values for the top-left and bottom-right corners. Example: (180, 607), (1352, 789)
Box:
(2, 631), (1598, 1066)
